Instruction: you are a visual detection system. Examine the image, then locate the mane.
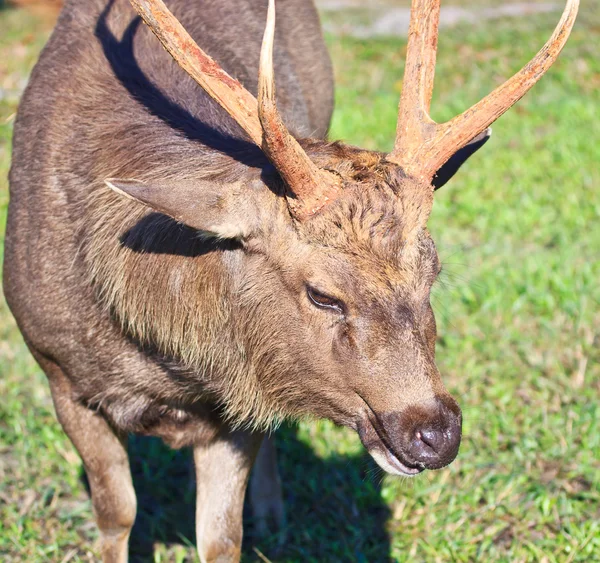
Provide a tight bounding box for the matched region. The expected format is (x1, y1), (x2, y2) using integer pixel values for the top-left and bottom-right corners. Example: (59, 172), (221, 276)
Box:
(80, 150), (284, 431)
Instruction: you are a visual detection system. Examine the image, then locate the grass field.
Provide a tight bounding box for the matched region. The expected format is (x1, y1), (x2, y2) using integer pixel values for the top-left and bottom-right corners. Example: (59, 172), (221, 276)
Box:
(1, 1), (599, 562)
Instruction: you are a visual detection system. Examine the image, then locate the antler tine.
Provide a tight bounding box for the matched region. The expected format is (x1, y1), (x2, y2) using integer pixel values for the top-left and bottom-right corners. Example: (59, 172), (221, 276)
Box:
(389, 0), (441, 173)
(258, 0), (341, 219)
(428, 0), (579, 179)
(130, 0), (263, 146)
(388, 0), (579, 183)
(131, 0), (341, 221)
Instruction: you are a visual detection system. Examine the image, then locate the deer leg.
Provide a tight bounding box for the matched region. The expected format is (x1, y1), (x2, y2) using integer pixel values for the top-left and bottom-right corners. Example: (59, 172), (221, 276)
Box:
(249, 435), (286, 540)
(40, 357), (136, 563)
(193, 428), (263, 563)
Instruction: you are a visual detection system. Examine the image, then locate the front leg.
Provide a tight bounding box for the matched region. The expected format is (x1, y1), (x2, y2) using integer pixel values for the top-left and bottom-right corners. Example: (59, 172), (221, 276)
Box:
(39, 355), (136, 563)
(194, 428), (263, 563)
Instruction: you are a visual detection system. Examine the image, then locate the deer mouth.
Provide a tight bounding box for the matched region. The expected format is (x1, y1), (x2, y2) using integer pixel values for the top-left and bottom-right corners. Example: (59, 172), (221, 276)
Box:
(357, 415), (423, 477)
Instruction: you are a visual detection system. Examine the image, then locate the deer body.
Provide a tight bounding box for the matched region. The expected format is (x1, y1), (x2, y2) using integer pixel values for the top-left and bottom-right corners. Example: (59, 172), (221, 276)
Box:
(4, 0), (578, 560)
(6, 0), (333, 435)
(6, 0), (333, 559)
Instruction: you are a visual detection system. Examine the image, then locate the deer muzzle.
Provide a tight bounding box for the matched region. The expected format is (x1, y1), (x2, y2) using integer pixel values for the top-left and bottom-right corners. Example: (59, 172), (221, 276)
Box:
(358, 394), (462, 476)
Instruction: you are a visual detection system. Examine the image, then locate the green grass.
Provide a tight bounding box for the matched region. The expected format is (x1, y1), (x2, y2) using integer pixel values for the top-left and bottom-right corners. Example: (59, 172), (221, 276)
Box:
(1, 2), (599, 562)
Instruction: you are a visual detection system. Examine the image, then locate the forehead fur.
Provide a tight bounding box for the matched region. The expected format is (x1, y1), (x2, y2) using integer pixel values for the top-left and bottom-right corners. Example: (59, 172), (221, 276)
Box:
(301, 141), (435, 262)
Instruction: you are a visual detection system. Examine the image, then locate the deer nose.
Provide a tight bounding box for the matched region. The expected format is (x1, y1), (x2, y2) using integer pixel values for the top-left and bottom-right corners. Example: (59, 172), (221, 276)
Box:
(404, 398), (462, 470)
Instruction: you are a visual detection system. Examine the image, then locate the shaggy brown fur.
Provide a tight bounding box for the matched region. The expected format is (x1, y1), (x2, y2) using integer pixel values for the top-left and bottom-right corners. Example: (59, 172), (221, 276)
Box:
(82, 140), (437, 431)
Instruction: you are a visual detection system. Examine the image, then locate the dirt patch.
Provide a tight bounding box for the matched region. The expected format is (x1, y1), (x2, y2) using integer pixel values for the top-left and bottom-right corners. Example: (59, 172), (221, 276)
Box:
(5, 0), (62, 20)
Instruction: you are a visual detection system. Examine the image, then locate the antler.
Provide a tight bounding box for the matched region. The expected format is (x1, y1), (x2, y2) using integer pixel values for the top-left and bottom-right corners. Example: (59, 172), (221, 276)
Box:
(130, 0), (341, 220)
(258, 0), (341, 219)
(387, 0), (580, 183)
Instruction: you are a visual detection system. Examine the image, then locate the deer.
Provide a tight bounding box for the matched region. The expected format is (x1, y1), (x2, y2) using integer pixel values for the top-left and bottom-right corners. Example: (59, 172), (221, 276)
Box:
(3, 0), (578, 560)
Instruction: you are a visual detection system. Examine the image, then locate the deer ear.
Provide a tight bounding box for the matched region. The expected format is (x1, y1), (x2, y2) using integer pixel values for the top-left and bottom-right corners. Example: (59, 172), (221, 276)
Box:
(432, 128), (492, 190)
(105, 177), (258, 240)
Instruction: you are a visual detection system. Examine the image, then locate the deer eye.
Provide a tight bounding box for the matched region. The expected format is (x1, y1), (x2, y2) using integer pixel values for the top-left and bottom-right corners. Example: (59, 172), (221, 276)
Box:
(306, 286), (345, 314)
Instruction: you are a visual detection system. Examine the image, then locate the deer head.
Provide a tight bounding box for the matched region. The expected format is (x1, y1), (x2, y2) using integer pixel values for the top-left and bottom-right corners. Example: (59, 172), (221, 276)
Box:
(107, 0), (578, 475)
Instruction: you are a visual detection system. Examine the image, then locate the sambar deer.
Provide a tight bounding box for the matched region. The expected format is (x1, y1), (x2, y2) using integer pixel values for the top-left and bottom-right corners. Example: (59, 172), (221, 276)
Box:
(4, 0), (578, 560)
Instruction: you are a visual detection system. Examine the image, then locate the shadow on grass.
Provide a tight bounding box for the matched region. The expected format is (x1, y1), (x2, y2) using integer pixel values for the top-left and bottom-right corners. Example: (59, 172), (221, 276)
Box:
(127, 437), (196, 561)
(262, 424), (392, 562)
(81, 425), (392, 562)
